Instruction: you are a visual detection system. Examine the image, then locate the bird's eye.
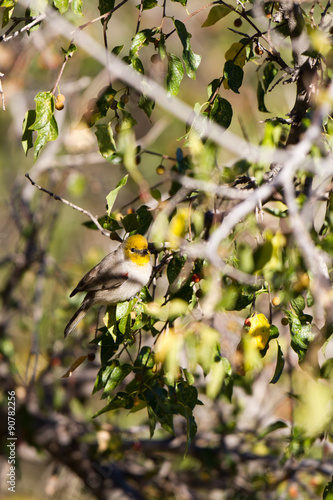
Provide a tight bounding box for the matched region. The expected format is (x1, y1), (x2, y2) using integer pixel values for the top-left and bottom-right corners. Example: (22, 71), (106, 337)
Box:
(131, 248), (135, 252)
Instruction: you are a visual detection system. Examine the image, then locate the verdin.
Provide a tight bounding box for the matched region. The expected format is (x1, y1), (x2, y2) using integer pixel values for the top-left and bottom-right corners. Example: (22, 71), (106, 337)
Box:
(64, 235), (152, 337)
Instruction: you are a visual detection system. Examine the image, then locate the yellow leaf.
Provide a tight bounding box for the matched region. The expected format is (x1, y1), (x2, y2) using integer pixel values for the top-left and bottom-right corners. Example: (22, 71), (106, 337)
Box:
(225, 43), (247, 68)
(248, 313), (270, 350)
(61, 355), (87, 378)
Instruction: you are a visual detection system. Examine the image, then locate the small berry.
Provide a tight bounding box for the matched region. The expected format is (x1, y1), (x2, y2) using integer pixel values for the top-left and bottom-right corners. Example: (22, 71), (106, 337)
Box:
(196, 289), (203, 299)
(255, 46), (263, 55)
(110, 100), (118, 110)
(55, 100), (65, 111)
(156, 165), (165, 175)
(127, 207), (135, 214)
(87, 352), (96, 362)
(244, 318), (251, 327)
(192, 273), (201, 283)
(272, 296), (281, 306)
(120, 93), (129, 103)
(281, 317), (289, 326)
(57, 93), (66, 103)
(234, 18), (242, 27)
(150, 53), (160, 64)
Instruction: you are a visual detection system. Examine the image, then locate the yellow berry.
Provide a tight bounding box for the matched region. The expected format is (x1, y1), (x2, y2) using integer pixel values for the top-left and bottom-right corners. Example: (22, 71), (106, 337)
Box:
(272, 296), (281, 306)
(55, 101), (65, 110)
(57, 93), (66, 103)
(156, 165), (165, 175)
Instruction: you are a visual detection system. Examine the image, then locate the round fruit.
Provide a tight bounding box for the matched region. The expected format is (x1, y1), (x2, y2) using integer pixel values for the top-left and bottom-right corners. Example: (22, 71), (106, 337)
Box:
(150, 53), (160, 64)
(281, 317), (289, 326)
(156, 164), (165, 175)
(255, 46), (263, 55)
(234, 18), (242, 27)
(57, 93), (65, 103)
(87, 352), (96, 362)
(110, 99), (118, 110)
(244, 318), (251, 327)
(272, 296), (281, 306)
(120, 93), (129, 103)
(127, 207), (135, 214)
(55, 100), (64, 110)
(192, 273), (201, 283)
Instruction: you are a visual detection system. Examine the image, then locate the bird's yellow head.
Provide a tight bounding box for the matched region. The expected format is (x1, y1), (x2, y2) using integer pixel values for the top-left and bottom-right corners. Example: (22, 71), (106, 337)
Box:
(123, 235), (150, 266)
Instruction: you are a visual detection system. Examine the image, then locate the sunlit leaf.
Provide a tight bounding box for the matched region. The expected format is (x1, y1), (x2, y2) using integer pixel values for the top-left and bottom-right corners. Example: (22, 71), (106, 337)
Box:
(106, 174), (128, 215)
(166, 53), (184, 96)
(202, 4), (232, 27)
(174, 20), (201, 79)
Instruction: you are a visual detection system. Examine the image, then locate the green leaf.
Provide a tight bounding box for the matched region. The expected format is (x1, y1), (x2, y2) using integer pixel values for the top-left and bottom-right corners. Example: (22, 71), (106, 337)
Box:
(323, 477), (333, 499)
(290, 296), (305, 316)
(71, 0), (83, 15)
(96, 85), (117, 116)
(202, 4), (232, 27)
(82, 214), (121, 231)
(30, 92), (55, 130)
(253, 241), (273, 271)
(122, 213), (139, 233)
(130, 29), (153, 56)
(170, 0), (187, 5)
(93, 360), (118, 394)
(258, 419), (288, 438)
(286, 310), (314, 362)
(257, 80), (269, 113)
(33, 116), (58, 160)
(270, 342), (285, 384)
(93, 392), (134, 417)
(22, 110), (36, 155)
(137, 205), (153, 234)
(120, 109), (137, 129)
(106, 174), (128, 216)
(61, 43), (77, 58)
(98, 0), (115, 25)
(112, 45), (124, 55)
(210, 95), (233, 129)
(2, 5), (15, 28)
(130, 56), (144, 74)
(174, 20), (201, 79)
(103, 363), (133, 396)
(135, 346), (154, 368)
(136, 0), (158, 10)
(95, 123), (116, 161)
(54, 0), (69, 14)
(167, 255), (186, 284)
(138, 94), (155, 118)
(166, 54), (184, 96)
(263, 62), (278, 92)
(223, 60), (243, 93)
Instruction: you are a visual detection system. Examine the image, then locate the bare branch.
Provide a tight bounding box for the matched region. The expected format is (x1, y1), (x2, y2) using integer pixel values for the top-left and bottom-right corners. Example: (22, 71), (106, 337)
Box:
(25, 173), (111, 238)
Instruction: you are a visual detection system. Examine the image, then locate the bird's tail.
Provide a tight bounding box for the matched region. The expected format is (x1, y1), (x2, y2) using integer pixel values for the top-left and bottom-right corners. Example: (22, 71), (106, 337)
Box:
(64, 299), (91, 338)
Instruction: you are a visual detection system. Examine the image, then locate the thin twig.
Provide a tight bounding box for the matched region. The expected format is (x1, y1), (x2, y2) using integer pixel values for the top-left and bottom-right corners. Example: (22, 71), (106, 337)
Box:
(25, 173), (111, 238)
(0, 73), (5, 110)
(0, 14), (46, 42)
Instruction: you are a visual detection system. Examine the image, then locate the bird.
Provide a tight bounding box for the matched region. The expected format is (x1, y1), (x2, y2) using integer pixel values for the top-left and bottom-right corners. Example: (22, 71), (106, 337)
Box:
(64, 235), (152, 337)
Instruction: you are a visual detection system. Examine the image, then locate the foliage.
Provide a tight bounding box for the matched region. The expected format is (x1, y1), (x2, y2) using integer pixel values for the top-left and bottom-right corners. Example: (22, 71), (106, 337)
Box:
(1, 0), (333, 498)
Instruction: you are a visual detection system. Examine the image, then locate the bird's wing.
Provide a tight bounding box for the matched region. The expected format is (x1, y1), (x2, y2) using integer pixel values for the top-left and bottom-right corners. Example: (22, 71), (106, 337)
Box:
(70, 255), (128, 297)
